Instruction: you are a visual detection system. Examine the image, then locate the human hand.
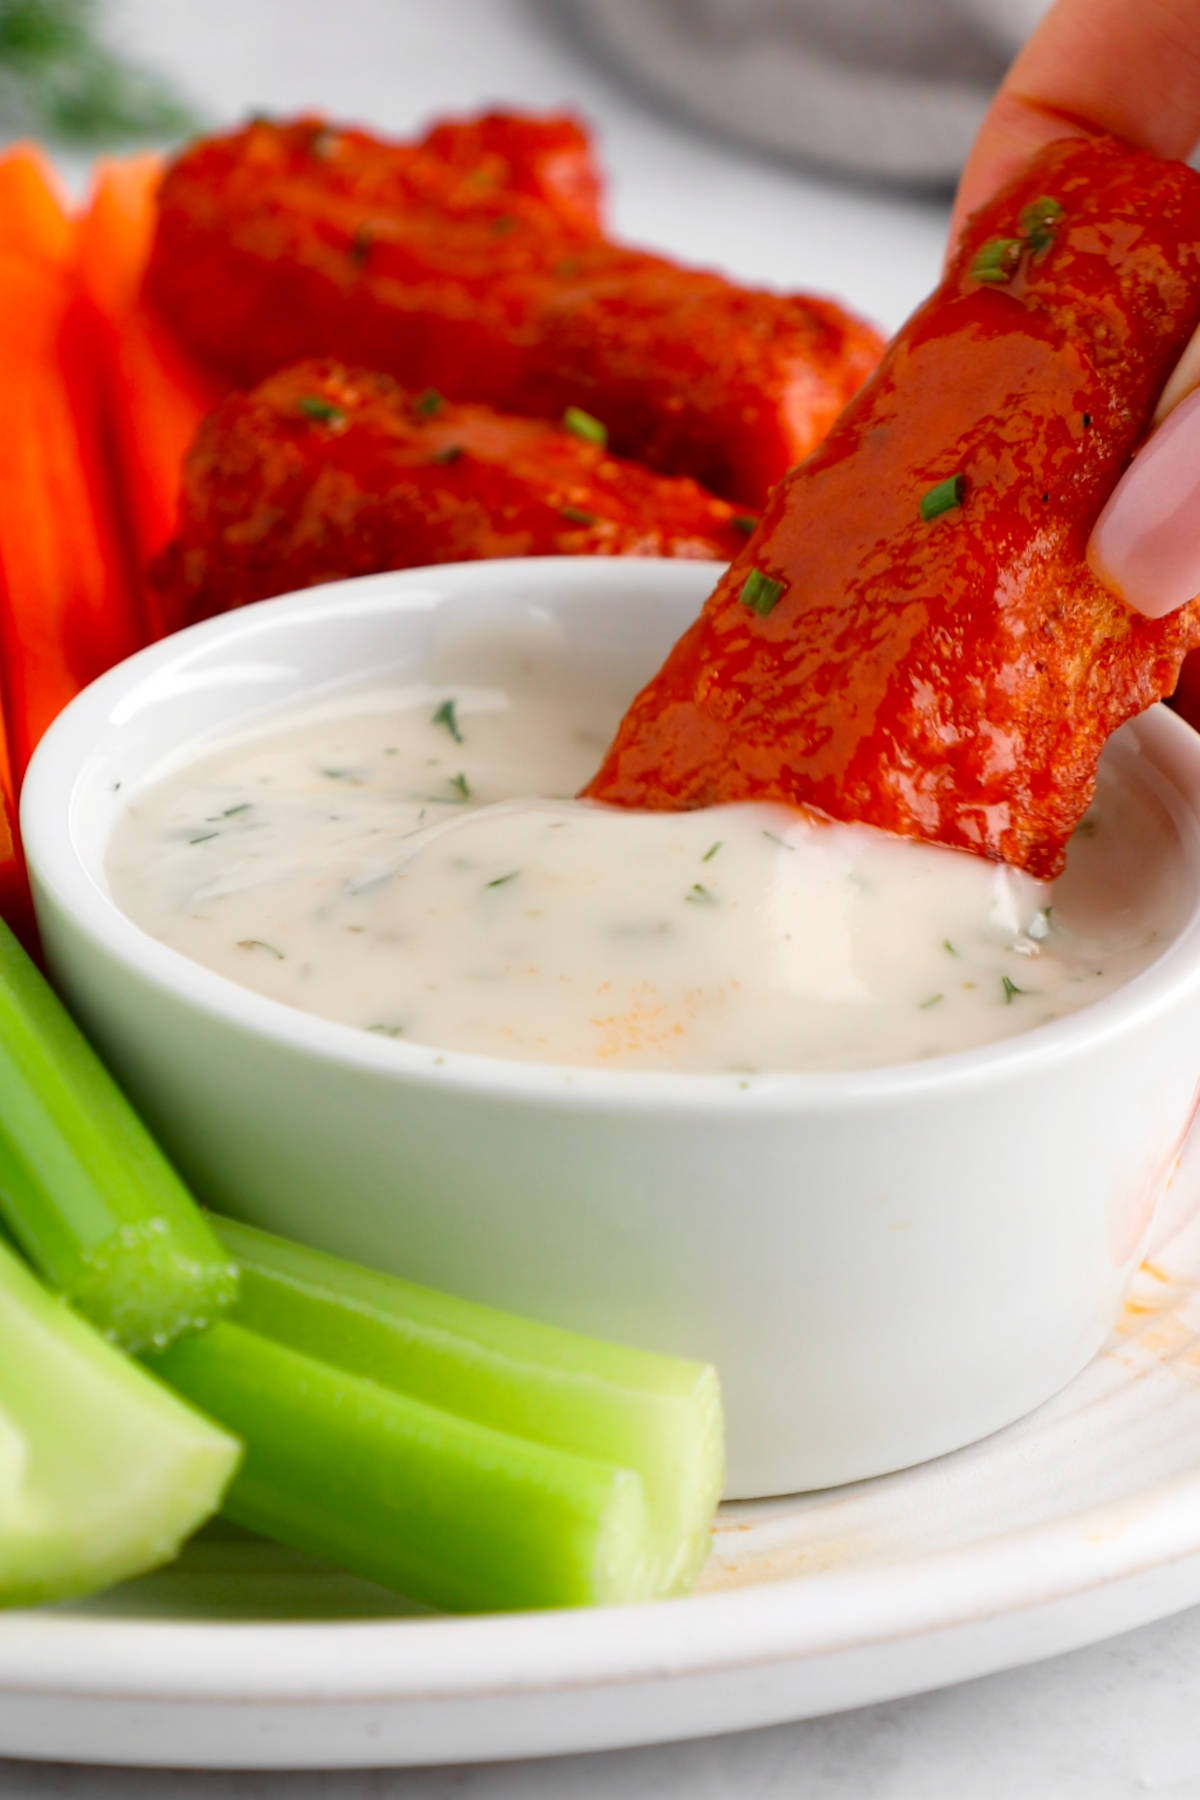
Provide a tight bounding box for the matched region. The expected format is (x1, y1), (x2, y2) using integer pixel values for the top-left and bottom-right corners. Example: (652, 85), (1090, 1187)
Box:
(950, 0), (1200, 617)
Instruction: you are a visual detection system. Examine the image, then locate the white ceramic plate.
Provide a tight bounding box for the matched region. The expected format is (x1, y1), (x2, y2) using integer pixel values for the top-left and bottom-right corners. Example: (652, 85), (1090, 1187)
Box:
(5, 1165), (1200, 1770)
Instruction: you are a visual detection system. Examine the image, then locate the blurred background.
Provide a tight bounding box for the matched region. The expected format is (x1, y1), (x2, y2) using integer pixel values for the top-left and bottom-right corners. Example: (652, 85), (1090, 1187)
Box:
(0, 0), (995, 332)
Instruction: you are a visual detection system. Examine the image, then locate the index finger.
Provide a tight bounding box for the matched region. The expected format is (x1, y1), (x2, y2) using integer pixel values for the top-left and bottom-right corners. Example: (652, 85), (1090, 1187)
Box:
(949, 0), (1200, 249)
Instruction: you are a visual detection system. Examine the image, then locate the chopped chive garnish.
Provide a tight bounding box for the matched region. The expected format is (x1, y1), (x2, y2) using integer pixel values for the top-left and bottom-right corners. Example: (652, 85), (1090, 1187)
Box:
(1001, 975), (1024, 1003)
(431, 699), (463, 744)
(739, 567), (786, 616)
(306, 127), (338, 159)
(1020, 195), (1064, 253)
(702, 842), (722, 863)
(560, 505), (598, 526)
(366, 1023), (406, 1037)
(685, 883), (717, 906)
(919, 474), (966, 522)
(1020, 196), (1064, 232)
(321, 767), (356, 782)
(943, 939), (959, 956)
(970, 237), (1023, 283)
(188, 831), (219, 845)
(762, 829), (794, 850)
(485, 871), (520, 889)
(220, 803), (251, 817)
(237, 940), (285, 960)
(554, 256), (583, 278)
(414, 389), (445, 418)
(449, 773), (471, 801)
(433, 444), (465, 465)
(732, 514), (757, 536)
(563, 406), (607, 447)
(296, 395), (346, 426)
(491, 214), (517, 235)
(919, 993), (944, 1009)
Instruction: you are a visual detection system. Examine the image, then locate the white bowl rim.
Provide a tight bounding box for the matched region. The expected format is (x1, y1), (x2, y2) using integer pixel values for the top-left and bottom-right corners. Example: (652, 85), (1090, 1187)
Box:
(20, 557), (1200, 1117)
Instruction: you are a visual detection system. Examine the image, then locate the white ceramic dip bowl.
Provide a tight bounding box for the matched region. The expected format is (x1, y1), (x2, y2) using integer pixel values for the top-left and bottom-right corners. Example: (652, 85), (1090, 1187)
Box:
(21, 558), (1200, 1498)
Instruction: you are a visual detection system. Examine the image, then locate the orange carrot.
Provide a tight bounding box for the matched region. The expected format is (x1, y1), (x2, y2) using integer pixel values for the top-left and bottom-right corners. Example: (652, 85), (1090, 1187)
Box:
(0, 631), (35, 951)
(0, 248), (141, 782)
(0, 786), (36, 955)
(76, 156), (225, 638)
(0, 146), (76, 940)
(0, 143), (74, 266)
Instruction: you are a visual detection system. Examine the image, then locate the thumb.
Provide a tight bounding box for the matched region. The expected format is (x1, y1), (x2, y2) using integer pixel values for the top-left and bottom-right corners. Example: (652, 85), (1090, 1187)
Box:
(1087, 338), (1200, 619)
(948, 0), (1200, 258)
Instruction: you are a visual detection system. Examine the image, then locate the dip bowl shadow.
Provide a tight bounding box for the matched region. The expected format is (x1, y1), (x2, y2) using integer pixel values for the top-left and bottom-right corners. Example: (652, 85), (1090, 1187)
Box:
(20, 558), (1200, 1498)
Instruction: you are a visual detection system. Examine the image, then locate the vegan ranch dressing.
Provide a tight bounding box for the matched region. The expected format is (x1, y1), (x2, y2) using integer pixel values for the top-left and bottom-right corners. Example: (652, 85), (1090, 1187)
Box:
(106, 622), (1190, 1074)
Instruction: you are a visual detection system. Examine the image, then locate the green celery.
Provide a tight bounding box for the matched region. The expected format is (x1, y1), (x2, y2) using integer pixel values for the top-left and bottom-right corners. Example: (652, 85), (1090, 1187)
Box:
(215, 1215), (724, 1594)
(149, 1320), (658, 1611)
(0, 917), (722, 1609)
(0, 1233), (239, 1607)
(0, 922), (237, 1350)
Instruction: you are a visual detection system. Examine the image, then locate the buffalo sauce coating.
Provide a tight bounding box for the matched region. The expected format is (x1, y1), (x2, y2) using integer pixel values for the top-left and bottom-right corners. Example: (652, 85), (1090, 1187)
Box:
(152, 360), (751, 623)
(584, 135), (1200, 878)
(416, 111), (605, 236)
(146, 117), (882, 506)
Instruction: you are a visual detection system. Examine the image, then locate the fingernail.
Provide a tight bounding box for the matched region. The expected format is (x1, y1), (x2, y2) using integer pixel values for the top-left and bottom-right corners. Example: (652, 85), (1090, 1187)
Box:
(1087, 386), (1200, 619)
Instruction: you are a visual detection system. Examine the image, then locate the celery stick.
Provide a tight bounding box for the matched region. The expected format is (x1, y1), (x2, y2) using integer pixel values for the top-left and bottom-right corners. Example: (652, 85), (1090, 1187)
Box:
(0, 922), (236, 1349)
(149, 1320), (658, 1611)
(0, 1234), (239, 1607)
(215, 1215), (723, 1593)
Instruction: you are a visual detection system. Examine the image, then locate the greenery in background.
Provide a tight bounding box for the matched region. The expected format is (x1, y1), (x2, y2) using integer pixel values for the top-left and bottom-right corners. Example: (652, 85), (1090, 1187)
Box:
(0, 0), (197, 143)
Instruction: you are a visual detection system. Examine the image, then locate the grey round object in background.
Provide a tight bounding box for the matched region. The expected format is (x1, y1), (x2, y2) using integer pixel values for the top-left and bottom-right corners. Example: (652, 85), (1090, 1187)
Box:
(565, 0), (1049, 187)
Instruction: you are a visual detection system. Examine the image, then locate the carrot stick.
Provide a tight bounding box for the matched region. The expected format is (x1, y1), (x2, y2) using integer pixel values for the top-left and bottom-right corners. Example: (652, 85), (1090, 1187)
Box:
(0, 794), (36, 956)
(0, 680), (35, 951)
(76, 157), (225, 638)
(0, 143), (73, 267)
(0, 248), (141, 782)
(0, 146), (73, 942)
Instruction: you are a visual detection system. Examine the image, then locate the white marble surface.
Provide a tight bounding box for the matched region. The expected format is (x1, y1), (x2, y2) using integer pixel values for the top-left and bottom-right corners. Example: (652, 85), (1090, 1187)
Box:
(8, 0), (1200, 1790)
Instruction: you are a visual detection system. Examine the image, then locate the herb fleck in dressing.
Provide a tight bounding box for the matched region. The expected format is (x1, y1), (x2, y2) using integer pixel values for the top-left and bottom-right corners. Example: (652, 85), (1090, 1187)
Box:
(106, 626), (1190, 1073)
